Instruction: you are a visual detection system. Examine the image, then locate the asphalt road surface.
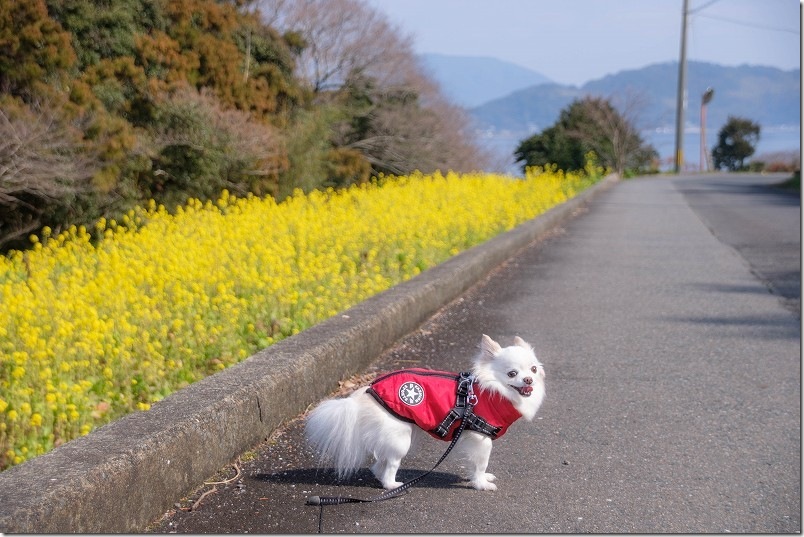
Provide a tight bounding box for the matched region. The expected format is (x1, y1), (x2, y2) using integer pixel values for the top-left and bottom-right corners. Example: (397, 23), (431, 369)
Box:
(149, 173), (800, 533)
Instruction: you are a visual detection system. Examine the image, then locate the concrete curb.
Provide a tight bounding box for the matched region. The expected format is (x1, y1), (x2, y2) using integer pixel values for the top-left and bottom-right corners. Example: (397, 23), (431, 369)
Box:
(0, 174), (618, 533)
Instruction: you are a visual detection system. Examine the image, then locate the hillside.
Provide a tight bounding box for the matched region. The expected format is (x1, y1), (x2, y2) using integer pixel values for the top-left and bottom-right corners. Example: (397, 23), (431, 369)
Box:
(584, 61), (801, 129)
(417, 53), (552, 108)
(0, 0), (491, 251)
(471, 61), (800, 134)
(471, 83), (582, 133)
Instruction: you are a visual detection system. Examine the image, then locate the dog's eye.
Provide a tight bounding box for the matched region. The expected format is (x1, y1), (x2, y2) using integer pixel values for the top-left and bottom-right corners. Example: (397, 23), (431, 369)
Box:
(531, 366), (538, 373)
(507, 370), (517, 378)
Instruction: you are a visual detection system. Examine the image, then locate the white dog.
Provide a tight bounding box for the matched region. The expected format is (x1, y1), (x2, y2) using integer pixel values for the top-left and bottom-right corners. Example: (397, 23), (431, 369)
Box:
(305, 334), (545, 491)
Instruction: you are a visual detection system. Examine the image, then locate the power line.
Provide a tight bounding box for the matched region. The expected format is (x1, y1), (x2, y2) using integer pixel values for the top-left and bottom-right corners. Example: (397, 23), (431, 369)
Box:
(689, 0), (722, 14)
(694, 12), (800, 35)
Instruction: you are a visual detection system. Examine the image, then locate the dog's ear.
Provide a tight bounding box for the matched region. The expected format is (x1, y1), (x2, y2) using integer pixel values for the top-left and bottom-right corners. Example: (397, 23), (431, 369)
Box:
(513, 336), (533, 351)
(479, 334), (502, 359)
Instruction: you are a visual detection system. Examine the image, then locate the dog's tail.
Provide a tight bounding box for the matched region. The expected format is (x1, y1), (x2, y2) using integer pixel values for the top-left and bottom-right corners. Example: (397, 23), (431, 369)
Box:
(305, 388), (368, 479)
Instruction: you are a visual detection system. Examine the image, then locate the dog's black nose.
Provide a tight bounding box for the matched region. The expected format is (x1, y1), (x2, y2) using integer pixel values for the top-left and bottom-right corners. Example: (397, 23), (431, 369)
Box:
(523, 377), (533, 385)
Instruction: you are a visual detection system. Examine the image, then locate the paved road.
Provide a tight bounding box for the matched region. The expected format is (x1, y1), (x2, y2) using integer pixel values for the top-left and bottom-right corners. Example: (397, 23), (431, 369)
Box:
(149, 174), (800, 533)
(676, 174), (800, 316)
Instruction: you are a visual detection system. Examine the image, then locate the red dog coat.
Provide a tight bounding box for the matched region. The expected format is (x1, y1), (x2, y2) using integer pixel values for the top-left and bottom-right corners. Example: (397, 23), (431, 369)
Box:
(367, 368), (521, 441)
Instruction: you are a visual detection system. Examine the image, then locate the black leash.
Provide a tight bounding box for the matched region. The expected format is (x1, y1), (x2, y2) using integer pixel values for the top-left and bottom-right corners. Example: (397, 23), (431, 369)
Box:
(306, 374), (478, 532)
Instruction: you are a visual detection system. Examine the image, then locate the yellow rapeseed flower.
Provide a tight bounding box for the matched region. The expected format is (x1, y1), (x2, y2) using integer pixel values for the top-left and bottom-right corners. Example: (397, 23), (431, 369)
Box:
(0, 165), (602, 470)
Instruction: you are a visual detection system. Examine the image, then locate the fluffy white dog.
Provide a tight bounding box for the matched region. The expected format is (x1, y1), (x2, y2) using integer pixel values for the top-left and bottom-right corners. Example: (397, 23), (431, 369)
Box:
(305, 334), (545, 491)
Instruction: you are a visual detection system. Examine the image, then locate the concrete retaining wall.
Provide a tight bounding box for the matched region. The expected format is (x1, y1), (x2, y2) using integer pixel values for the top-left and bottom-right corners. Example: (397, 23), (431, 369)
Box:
(0, 175), (618, 533)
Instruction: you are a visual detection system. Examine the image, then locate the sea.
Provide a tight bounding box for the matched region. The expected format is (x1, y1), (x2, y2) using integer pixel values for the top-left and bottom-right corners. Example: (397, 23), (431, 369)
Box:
(482, 124), (801, 175)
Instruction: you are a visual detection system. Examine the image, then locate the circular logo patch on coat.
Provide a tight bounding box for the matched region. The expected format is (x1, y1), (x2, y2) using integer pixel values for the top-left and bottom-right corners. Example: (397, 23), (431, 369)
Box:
(398, 381), (424, 406)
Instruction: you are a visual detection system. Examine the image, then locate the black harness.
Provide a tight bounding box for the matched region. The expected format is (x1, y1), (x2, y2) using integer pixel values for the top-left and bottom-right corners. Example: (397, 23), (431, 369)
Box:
(433, 371), (502, 439)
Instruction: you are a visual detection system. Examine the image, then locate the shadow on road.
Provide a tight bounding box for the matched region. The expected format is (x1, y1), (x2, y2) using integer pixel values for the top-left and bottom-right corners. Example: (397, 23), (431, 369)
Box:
(251, 467), (466, 490)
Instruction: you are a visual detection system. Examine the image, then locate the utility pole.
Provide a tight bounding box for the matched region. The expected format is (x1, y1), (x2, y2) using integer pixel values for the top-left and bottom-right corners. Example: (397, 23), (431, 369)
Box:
(674, 0), (690, 173)
(700, 87), (714, 172)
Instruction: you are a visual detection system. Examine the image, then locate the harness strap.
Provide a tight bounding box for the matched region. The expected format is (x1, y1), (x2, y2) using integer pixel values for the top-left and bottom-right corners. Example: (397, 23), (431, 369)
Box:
(433, 371), (502, 439)
(465, 412), (502, 437)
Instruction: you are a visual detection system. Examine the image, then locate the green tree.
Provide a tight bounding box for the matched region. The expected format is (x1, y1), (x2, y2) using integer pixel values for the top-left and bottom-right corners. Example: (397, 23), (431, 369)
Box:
(45, 0), (167, 71)
(0, 0), (76, 99)
(514, 121), (586, 174)
(515, 96), (657, 176)
(712, 116), (761, 171)
(57, 0), (300, 200)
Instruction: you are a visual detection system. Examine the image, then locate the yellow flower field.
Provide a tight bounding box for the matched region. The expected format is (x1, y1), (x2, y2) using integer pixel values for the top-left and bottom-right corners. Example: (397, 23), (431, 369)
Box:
(0, 164), (601, 470)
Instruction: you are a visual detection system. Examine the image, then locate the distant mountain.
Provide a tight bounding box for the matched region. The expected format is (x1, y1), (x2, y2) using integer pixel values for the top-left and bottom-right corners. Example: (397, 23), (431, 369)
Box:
(471, 61), (801, 135)
(418, 53), (552, 108)
(583, 61), (801, 130)
(470, 83), (582, 133)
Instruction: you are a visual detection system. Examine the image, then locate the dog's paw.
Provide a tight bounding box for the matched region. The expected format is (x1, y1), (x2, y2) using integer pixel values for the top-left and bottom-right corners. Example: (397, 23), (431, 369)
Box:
(484, 472), (497, 482)
(470, 478), (498, 491)
(382, 481), (404, 490)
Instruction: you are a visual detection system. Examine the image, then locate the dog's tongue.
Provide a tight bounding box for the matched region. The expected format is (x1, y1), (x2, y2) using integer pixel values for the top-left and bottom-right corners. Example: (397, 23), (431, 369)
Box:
(520, 386), (533, 396)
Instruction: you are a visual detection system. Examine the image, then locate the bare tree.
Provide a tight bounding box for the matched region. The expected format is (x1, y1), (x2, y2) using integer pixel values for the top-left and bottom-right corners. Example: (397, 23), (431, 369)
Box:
(258, 0), (491, 175)
(345, 82), (491, 175)
(153, 87), (284, 176)
(0, 103), (98, 248)
(259, 0), (419, 93)
(568, 94), (656, 176)
(148, 86), (286, 200)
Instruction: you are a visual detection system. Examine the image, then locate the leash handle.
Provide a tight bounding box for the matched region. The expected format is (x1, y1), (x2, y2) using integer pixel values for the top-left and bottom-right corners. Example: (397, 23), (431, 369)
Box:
(305, 495), (366, 506)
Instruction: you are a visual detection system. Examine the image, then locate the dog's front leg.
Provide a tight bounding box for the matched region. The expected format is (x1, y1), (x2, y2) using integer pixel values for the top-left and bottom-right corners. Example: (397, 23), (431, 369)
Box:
(459, 432), (497, 491)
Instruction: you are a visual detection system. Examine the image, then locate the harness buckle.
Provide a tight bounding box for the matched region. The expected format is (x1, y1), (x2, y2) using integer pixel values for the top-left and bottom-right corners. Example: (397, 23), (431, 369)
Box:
(433, 372), (499, 440)
(457, 372), (473, 394)
(464, 373), (478, 406)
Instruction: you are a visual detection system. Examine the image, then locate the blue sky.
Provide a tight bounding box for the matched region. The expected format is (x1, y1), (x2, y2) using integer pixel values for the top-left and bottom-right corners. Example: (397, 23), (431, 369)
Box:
(364, 0), (801, 86)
